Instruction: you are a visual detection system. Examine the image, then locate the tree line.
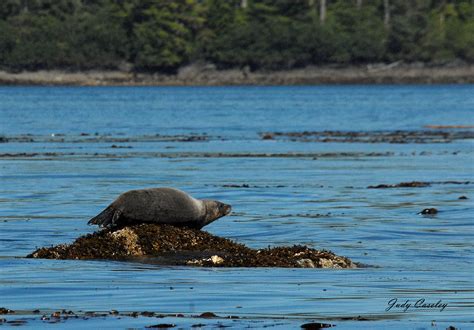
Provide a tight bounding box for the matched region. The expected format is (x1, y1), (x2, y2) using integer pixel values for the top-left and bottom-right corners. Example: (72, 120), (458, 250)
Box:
(0, 0), (473, 72)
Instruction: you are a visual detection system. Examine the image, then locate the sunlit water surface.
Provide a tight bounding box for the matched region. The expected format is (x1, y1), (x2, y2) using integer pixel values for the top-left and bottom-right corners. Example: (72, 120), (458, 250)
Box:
(0, 85), (473, 329)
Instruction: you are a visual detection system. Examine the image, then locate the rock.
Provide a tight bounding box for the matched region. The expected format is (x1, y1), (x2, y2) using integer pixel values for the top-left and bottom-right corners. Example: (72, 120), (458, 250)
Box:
(110, 228), (143, 256)
(6, 320), (27, 326)
(319, 258), (339, 268)
(301, 322), (334, 329)
(27, 224), (355, 268)
(0, 308), (14, 315)
(210, 255), (224, 265)
(420, 208), (438, 215)
(368, 181), (431, 189)
(261, 133), (275, 140)
(145, 324), (175, 329)
(223, 184), (250, 188)
(117, 61), (133, 72)
(296, 259), (316, 268)
(198, 312), (217, 318)
(186, 255), (224, 266)
(141, 311), (155, 317)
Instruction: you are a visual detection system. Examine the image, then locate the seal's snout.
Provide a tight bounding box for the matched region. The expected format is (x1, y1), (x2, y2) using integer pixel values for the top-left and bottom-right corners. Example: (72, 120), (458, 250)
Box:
(221, 203), (232, 216)
(202, 200), (232, 225)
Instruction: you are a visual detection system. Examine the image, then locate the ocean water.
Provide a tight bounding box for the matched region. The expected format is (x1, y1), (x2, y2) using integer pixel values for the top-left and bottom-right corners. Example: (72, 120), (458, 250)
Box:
(0, 85), (473, 329)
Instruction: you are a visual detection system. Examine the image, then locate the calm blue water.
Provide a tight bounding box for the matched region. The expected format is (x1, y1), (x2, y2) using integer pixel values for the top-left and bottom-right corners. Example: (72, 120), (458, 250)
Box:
(0, 85), (473, 329)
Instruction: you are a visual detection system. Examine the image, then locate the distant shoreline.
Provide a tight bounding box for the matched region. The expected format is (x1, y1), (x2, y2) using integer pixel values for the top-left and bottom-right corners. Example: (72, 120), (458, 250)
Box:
(1, 63), (473, 86)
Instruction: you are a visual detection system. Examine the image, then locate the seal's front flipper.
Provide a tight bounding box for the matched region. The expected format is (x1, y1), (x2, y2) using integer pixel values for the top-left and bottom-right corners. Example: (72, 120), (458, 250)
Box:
(88, 206), (121, 228)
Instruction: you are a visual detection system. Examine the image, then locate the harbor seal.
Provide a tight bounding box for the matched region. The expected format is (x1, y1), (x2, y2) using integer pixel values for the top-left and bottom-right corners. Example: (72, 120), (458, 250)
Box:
(88, 187), (231, 229)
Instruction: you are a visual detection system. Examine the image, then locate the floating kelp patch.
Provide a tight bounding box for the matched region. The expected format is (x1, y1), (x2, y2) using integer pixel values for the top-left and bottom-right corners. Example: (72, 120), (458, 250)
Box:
(259, 130), (474, 144)
(301, 322), (335, 329)
(424, 125), (474, 129)
(368, 181), (431, 188)
(27, 224), (355, 268)
(0, 133), (211, 144)
(367, 180), (471, 188)
(0, 151), (397, 160)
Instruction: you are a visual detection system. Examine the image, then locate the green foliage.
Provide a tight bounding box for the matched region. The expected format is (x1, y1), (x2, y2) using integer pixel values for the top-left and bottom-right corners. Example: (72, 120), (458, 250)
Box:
(0, 19), (15, 65)
(2, 14), (62, 70)
(332, 3), (386, 63)
(130, 0), (201, 71)
(0, 0), (22, 20)
(0, 0), (472, 72)
(66, 9), (128, 69)
(196, 0), (237, 66)
(421, 2), (474, 63)
(0, 1), (127, 70)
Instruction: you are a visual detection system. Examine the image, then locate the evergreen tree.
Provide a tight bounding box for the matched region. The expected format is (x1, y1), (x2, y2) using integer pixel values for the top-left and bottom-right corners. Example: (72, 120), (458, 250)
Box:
(130, 0), (200, 71)
(0, 0), (472, 72)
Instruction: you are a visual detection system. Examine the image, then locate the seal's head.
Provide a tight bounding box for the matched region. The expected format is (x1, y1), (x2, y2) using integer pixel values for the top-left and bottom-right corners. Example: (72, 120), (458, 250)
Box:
(202, 200), (232, 227)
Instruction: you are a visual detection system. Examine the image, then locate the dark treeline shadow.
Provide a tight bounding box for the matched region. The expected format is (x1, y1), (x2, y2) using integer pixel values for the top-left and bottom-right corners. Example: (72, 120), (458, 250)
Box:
(0, 0), (473, 73)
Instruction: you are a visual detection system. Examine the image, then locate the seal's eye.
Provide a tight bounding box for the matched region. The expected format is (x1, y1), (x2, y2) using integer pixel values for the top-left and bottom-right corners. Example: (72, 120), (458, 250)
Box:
(220, 203), (232, 215)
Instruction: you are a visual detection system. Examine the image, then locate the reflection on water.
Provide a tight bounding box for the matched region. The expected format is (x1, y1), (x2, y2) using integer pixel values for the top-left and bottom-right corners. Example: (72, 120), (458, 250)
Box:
(0, 85), (473, 328)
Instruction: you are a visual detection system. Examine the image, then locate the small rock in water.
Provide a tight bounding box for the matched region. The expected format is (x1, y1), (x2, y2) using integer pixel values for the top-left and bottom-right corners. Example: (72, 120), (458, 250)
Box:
(420, 208), (438, 215)
(261, 133), (275, 140)
(301, 322), (334, 329)
(6, 320), (27, 326)
(368, 181), (431, 189)
(199, 312), (218, 318)
(223, 184), (250, 188)
(145, 324), (176, 328)
(0, 308), (14, 314)
(141, 311), (155, 317)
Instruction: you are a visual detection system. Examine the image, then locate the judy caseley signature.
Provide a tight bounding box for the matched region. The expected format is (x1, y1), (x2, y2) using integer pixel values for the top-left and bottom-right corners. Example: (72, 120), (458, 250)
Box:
(386, 298), (448, 312)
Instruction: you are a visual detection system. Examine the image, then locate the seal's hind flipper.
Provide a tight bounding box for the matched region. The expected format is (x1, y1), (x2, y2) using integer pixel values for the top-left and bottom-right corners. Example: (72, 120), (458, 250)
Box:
(88, 206), (121, 227)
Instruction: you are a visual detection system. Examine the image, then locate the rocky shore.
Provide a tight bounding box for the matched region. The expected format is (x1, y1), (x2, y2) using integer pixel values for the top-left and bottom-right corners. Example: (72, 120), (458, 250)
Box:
(27, 224), (356, 268)
(1, 62), (473, 86)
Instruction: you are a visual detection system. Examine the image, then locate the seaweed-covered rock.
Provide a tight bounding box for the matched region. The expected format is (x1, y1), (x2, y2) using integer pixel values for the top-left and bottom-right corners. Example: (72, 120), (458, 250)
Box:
(27, 224), (356, 268)
(368, 181), (431, 188)
(420, 208), (438, 215)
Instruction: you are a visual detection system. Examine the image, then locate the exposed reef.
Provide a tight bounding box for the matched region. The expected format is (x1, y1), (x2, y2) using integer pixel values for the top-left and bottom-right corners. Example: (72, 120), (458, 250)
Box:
(259, 130), (474, 144)
(367, 181), (471, 188)
(420, 208), (439, 215)
(27, 224), (355, 269)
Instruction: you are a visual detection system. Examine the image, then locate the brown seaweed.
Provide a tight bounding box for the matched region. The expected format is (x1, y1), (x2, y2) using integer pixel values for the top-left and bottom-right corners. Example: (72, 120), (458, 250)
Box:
(27, 224), (355, 269)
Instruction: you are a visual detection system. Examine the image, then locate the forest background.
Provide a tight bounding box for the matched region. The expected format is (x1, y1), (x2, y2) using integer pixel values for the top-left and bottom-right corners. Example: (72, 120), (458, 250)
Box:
(0, 0), (473, 74)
